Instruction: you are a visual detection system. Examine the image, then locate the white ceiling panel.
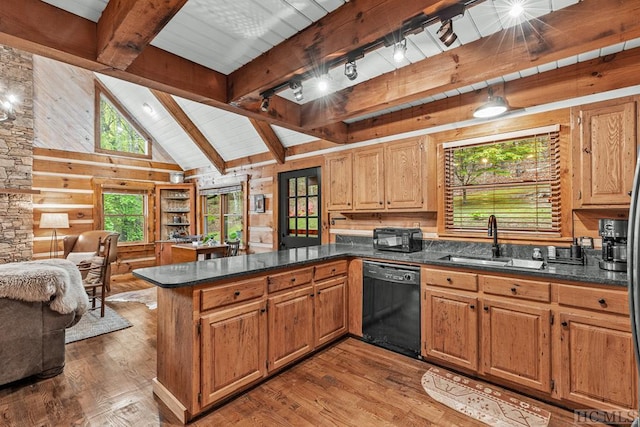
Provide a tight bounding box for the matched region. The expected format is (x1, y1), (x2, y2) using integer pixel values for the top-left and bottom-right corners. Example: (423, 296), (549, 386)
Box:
(41, 0), (107, 21)
(272, 125), (317, 147)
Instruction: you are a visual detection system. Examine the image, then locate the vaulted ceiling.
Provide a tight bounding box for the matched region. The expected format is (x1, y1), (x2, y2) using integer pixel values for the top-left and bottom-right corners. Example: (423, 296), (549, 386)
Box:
(2, 0), (640, 173)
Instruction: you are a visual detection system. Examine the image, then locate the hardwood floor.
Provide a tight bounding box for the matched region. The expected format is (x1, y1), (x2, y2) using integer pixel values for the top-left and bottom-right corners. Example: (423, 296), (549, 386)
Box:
(0, 277), (604, 427)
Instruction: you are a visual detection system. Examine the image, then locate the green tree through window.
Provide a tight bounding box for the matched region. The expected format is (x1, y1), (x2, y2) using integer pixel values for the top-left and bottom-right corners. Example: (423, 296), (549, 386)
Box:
(99, 96), (148, 155)
(103, 192), (146, 243)
(202, 187), (244, 243)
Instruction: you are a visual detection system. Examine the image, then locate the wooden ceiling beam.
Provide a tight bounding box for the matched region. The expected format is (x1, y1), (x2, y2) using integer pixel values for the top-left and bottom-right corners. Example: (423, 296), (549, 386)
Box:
(347, 45), (640, 142)
(249, 119), (287, 164)
(303, 0), (640, 129)
(151, 89), (227, 174)
(227, 0), (462, 104)
(97, 0), (188, 70)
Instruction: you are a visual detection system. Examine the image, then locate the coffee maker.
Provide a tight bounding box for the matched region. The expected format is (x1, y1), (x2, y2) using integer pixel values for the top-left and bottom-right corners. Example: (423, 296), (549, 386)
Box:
(599, 218), (628, 272)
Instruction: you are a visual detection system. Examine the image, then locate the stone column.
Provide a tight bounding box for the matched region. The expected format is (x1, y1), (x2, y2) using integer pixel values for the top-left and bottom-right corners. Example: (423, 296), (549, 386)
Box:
(0, 44), (34, 262)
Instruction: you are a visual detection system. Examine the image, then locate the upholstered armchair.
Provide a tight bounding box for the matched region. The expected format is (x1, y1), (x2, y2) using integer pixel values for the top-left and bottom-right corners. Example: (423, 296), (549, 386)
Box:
(63, 231), (119, 291)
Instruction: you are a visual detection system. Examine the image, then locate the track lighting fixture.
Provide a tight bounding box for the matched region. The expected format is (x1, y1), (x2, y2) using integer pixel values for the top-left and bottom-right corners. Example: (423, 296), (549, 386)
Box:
(344, 60), (358, 81)
(317, 74), (329, 92)
(393, 39), (407, 63)
(437, 19), (457, 47)
(289, 80), (303, 102)
(473, 87), (509, 118)
(260, 96), (270, 112)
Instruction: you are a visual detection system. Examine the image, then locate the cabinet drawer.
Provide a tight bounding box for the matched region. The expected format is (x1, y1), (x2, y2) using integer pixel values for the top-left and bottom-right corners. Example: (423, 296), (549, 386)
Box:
(422, 268), (477, 291)
(314, 260), (347, 281)
(481, 275), (550, 302)
(557, 284), (629, 315)
(267, 268), (313, 293)
(201, 277), (265, 311)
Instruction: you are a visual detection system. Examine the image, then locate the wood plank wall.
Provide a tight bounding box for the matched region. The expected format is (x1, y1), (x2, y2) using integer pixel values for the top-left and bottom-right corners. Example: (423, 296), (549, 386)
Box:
(32, 147), (181, 276)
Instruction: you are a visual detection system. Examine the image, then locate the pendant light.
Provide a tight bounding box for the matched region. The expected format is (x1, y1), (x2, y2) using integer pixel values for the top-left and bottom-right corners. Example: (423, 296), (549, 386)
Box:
(473, 87), (509, 118)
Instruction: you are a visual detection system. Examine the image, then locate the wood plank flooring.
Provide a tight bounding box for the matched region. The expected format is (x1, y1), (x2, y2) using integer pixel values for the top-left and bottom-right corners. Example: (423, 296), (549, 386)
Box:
(0, 277), (604, 426)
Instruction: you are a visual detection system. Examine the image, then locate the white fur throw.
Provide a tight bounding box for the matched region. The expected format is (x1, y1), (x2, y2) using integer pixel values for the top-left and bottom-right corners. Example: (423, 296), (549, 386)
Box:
(0, 259), (89, 315)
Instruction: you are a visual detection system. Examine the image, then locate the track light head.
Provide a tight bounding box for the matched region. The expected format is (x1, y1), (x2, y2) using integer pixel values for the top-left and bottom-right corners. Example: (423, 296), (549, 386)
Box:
(260, 96), (270, 112)
(393, 39), (407, 63)
(289, 80), (304, 102)
(437, 19), (457, 47)
(344, 60), (358, 81)
(473, 87), (509, 118)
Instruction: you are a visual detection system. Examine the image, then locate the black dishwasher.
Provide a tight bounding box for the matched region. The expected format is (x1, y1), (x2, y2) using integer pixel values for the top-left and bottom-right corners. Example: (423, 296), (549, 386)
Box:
(362, 261), (421, 358)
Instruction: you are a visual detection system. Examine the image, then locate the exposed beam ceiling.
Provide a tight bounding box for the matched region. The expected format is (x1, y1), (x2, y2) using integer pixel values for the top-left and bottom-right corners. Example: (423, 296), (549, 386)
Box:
(151, 89), (227, 173)
(249, 119), (287, 165)
(97, 0), (188, 70)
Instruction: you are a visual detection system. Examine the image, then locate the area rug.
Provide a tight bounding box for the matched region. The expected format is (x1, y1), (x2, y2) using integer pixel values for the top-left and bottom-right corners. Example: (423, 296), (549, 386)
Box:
(65, 306), (132, 344)
(105, 287), (157, 309)
(421, 367), (551, 427)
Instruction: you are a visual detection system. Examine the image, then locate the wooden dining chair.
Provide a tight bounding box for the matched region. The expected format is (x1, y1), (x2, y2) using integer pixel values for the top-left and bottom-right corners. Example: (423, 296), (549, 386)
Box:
(225, 240), (240, 257)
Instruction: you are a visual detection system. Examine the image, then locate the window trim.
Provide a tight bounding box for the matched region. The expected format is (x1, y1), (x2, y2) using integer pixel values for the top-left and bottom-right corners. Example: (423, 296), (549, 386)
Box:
(94, 80), (153, 159)
(93, 179), (155, 245)
(199, 182), (248, 247)
(440, 125), (562, 239)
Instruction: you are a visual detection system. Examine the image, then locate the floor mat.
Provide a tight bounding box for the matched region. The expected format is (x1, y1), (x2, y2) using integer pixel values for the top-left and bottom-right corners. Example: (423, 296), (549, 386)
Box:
(105, 287), (157, 309)
(421, 367), (550, 427)
(65, 306), (132, 344)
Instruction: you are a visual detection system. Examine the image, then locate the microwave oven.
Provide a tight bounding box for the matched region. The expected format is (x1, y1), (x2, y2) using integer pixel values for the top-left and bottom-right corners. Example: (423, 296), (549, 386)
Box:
(373, 228), (423, 253)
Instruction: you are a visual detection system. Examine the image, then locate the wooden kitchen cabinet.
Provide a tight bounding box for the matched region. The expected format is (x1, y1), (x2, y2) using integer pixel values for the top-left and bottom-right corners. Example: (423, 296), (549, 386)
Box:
(353, 146), (385, 210)
(267, 285), (315, 372)
(325, 152), (353, 211)
(574, 97), (638, 207)
(155, 241), (174, 266)
(481, 298), (551, 393)
(314, 274), (347, 347)
(423, 288), (478, 372)
(384, 139), (424, 209)
(200, 300), (267, 407)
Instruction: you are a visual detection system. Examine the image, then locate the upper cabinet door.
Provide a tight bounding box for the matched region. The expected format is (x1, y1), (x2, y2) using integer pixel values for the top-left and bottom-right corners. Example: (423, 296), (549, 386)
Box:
(353, 146), (385, 210)
(325, 152), (353, 211)
(385, 139), (423, 209)
(577, 99), (637, 206)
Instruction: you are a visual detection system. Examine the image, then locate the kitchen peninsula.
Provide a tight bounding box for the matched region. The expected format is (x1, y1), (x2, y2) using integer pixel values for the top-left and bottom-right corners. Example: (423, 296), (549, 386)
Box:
(134, 241), (635, 423)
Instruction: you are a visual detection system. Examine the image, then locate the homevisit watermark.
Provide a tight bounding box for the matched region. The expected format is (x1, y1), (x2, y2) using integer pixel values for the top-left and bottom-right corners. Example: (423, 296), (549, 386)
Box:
(574, 409), (638, 425)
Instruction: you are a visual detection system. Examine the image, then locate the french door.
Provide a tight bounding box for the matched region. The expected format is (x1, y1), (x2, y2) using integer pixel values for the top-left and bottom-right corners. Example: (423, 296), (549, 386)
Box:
(278, 167), (321, 249)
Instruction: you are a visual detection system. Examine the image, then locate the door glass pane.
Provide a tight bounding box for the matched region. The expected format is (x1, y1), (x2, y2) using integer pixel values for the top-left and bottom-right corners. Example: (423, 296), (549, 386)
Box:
(308, 176), (318, 195)
(288, 178), (296, 197)
(288, 218), (296, 236)
(297, 177), (307, 196)
(297, 218), (307, 236)
(288, 198), (296, 217)
(297, 198), (307, 216)
(308, 196), (317, 217)
(308, 217), (318, 235)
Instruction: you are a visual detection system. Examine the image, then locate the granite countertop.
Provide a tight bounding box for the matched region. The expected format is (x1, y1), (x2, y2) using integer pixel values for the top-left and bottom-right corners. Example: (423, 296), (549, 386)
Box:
(132, 242), (628, 289)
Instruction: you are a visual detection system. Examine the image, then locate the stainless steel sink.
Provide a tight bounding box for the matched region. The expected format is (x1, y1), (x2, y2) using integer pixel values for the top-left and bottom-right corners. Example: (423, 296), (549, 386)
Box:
(439, 255), (544, 270)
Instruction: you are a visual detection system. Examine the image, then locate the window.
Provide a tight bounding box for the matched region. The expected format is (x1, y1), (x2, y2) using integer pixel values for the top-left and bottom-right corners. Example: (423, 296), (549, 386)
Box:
(102, 190), (148, 243)
(95, 81), (151, 158)
(202, 185), (244, 243)
(443, 125), (561, 234)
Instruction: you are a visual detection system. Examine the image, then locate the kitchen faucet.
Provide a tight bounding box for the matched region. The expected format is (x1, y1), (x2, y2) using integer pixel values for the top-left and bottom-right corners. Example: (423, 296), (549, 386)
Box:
(487, 215), (500, 258)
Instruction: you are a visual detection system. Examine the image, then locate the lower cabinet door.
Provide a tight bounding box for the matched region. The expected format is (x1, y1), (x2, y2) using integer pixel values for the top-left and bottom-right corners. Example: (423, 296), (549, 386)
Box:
(423, 288), (478, 371)
(481, 298), (551, 392)
(268, 286), (314, 372)
(314, 276), (347, 347)
(558, 311), (638, 411)
(200, 300), (267, 408)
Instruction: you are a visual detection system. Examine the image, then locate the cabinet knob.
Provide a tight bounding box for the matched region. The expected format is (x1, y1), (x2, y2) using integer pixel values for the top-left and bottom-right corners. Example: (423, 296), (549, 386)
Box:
(387, 201), (390, 205)
(561, 321), (568, 327)
(260, 308), (266, 313)
(598, 298), (606, 305)
(234, 291), (240, 297)
(483, 306), (489, 312)
(446, 277), (452, 282)
(469, 304), (475, 309)
(291, 277), (296, 282)
(510, 287), (517, 294)
(629, 191), (633, 196)
(310, 293), (315, 298)
(379, 201), (383, 205)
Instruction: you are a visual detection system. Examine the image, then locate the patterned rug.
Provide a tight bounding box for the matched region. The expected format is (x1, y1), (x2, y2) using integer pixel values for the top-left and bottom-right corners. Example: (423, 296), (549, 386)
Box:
(105, 287), (157, 309)
(421, 367), (551, 427)
(65, 306), (132, 344)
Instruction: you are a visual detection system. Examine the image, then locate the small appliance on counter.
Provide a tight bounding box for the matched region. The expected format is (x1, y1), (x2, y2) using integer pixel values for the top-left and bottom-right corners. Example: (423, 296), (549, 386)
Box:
(599, 218), (628, 272)
(373, 227), (422, 253)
